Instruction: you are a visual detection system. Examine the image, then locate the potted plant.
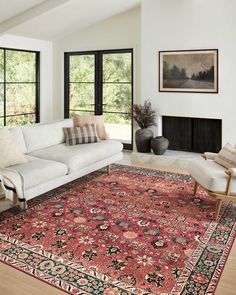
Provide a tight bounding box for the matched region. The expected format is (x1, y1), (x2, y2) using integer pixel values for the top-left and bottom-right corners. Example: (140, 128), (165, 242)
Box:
(133, 100), (157, 153)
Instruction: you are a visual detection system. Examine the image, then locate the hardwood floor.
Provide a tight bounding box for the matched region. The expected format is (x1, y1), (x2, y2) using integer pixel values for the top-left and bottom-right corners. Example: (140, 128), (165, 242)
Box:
(0, 262), (66, 295)
(0, 158), (235, 294)
(215, 239), (236, 295)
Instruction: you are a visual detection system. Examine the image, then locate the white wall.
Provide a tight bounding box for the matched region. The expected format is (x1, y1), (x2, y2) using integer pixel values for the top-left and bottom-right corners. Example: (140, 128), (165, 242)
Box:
(53, 7), (141, 120)
(0, 34), (53, 123)
(141, 0), (236, 145)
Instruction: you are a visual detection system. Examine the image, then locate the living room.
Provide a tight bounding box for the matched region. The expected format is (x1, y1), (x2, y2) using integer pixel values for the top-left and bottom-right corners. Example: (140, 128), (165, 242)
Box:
(0, 0), (235, 294)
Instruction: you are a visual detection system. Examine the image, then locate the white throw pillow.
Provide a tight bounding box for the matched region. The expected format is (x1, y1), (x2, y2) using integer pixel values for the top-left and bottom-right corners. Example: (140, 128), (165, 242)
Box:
(0, 128), (28, 168)
(215, 143), (236, 168)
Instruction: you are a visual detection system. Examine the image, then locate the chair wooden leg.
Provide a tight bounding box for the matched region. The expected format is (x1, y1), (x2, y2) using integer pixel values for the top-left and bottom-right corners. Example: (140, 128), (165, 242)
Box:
(214, 199), (222, 222)
(107, 165), (111, 175)
(193, 181), (198, 196)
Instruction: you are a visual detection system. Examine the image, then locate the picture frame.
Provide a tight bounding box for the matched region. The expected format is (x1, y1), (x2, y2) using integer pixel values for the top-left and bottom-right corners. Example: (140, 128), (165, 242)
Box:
(159, 49), (218, 93)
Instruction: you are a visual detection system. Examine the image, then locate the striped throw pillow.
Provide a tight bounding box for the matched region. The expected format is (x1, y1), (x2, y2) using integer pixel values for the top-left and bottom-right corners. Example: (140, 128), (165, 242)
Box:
(64, 124), (99, 146)
(215, 143), (236, 168)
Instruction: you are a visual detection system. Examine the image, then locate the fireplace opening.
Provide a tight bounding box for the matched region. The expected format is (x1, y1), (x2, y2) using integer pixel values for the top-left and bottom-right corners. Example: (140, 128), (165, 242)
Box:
(162, 116), (222, 153)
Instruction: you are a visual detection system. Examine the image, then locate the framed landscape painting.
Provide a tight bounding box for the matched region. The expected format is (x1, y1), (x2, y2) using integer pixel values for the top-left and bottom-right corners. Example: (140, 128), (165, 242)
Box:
(159, 49), (218, 93)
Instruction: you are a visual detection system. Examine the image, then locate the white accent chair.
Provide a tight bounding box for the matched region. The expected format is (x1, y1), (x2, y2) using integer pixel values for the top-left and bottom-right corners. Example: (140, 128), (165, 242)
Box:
(188, 152), (236, 221)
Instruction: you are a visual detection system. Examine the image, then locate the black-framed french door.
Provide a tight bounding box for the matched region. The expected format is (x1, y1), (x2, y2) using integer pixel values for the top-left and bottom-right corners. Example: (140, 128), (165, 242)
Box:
(0, 47), (40, 127)
(64, 49), (133, 150)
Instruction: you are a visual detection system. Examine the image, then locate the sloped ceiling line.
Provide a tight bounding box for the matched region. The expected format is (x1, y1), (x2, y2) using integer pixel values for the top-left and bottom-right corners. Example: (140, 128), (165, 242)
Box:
(0, 0), (70, 35)
(0, 0), (140, 41)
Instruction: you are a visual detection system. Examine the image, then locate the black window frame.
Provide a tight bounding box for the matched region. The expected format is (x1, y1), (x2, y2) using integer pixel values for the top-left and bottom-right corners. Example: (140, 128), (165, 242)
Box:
(0, 47), (40, 126)
(64, 48), (133, 150)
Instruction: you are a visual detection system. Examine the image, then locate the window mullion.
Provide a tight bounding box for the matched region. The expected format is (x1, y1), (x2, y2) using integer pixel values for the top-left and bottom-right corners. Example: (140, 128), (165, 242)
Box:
(64, 53), (70, 118)
(3, 49), (6, 126)
(95, 52), (102, 115)
(36, 52), (40, 123)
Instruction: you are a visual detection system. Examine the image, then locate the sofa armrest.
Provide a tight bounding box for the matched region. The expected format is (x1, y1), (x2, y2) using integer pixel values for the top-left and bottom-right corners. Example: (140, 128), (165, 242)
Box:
(201, 152), (218, 160)
(224, 168), (236, 195)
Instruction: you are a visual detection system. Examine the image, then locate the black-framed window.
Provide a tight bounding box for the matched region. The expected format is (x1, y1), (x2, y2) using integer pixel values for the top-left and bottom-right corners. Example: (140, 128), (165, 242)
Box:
(0, 47), (40, 127)
(64, 49), (133, 149)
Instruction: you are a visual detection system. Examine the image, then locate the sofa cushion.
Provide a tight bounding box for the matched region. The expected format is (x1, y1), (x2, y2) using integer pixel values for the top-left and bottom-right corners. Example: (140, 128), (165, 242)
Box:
(0, 128), (28, 168)
(29, 140), (123, 173)
(11, 155), (68, 190)
(188, 158), (236, 195)
(22, 119), (73, 153)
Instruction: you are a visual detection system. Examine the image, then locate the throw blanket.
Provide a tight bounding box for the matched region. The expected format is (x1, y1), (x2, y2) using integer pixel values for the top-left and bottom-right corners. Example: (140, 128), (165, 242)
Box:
(0, 168), (27, 209)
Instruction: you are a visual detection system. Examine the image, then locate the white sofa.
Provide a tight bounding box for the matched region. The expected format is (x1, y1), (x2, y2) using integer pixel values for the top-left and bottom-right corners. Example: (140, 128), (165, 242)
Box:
(3, 119), (123, 204)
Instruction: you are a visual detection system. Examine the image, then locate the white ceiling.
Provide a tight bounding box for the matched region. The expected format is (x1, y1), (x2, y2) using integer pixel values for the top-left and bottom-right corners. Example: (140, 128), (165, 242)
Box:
(0, 0), (140, 40)
(0, 0), (45, 23)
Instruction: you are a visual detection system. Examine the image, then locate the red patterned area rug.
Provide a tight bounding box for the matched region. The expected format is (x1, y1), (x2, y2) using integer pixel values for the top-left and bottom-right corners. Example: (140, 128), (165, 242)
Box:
(0, 164), (235, 295)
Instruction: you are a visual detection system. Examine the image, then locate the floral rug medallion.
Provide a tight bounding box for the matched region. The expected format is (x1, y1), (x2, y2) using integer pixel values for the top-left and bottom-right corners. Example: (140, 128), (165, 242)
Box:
(0, 164), (235, 294)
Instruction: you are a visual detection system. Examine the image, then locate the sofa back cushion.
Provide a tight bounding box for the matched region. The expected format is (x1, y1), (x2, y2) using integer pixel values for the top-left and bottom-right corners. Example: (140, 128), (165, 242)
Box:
(8, 127), (28, 154)
(22, 119), (73, 153)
